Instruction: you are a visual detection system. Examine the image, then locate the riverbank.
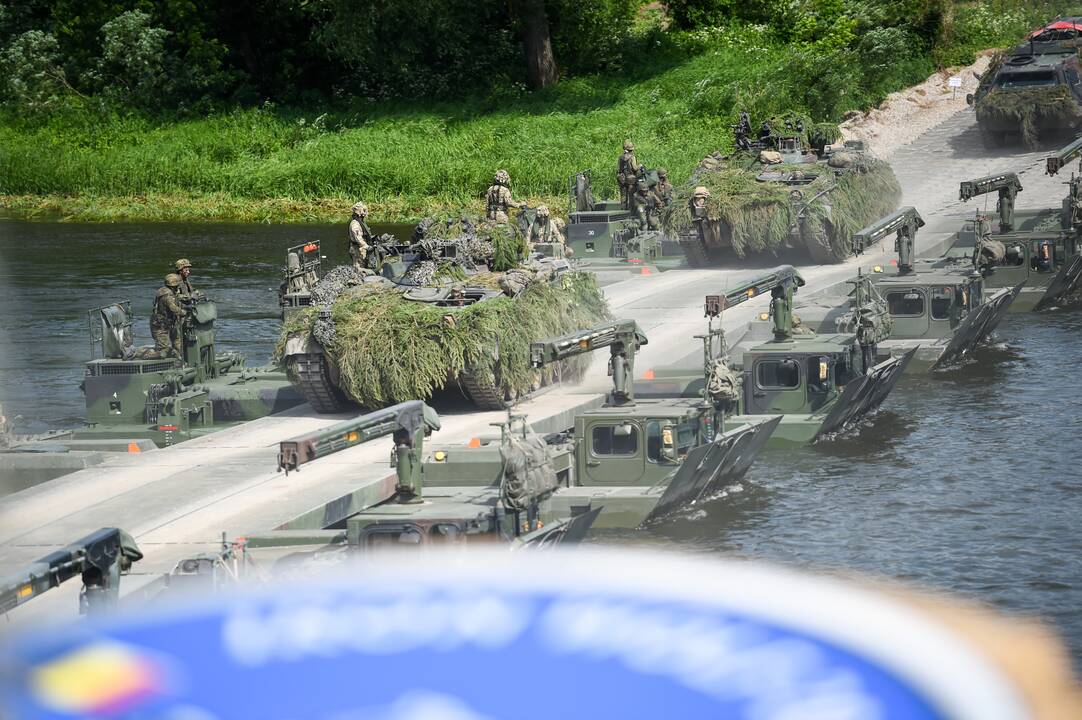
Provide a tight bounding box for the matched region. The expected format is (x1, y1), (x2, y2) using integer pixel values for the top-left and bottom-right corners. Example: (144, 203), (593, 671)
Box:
(0, 3), (1062, 224)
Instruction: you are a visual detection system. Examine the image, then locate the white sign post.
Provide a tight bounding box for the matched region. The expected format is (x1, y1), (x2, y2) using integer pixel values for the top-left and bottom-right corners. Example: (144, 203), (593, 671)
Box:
(948, 74), (962, 100)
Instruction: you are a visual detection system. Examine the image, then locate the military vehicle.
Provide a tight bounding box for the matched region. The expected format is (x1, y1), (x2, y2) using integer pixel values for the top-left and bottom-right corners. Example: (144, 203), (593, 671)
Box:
(968, 18), (1082, 148)
(663, 115), (901, 266)
(279, 223), (608, 413)
(565, 169), (683, 267)
(796, 208), (1021, 372)
(2, 295), (303, 488)
(637, 267), (913, 446)
(941, 144), (1082, 310)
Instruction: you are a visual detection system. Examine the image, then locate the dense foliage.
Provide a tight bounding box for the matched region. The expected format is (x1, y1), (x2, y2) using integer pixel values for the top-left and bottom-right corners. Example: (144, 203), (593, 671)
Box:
(0, 1), (1077, 222)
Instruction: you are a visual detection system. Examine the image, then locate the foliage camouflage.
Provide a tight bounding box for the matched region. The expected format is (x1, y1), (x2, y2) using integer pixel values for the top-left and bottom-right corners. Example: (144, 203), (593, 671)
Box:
(276, 271), (610, 408)
(414, 214), (528, 271)
(662, 150), (900, 258)
(976, 84), (1082, 149)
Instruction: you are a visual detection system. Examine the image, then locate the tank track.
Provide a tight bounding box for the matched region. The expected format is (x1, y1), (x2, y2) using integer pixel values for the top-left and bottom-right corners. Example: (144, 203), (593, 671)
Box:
(287, 353), (353, 413)
(679, 232), (713, 268)
(457, 371), (510, 411)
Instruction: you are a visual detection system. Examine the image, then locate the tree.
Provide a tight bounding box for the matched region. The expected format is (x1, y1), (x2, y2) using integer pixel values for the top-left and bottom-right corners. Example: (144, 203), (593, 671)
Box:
(516, 0), (557, 88)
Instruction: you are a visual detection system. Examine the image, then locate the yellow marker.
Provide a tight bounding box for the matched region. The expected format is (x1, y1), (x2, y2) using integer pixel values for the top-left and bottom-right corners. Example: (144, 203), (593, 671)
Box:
(434, 450), (447, 462)
(747, 288), (756, 297)
(819, 361), (829, 380)
(346, 431), (360, 442)
(759, 312), (770, 321)
(17, 584), (32, 599)
(579, 339), (589, 349)
(873, 265), (883, 273)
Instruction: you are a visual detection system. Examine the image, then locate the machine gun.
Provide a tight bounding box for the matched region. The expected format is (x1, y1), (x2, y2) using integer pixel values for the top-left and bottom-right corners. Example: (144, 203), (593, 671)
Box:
(853, 206), (925, 275)
(529, 320), (648, 405)
(1046, 135), (1082, 176)
(278, 400), (441, 502)
(959, 173), (1023, 231)
(0, 527), (143, 616)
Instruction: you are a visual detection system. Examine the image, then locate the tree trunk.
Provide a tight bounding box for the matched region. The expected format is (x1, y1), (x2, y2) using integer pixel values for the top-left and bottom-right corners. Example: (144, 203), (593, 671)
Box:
(518, 0), (558, 89)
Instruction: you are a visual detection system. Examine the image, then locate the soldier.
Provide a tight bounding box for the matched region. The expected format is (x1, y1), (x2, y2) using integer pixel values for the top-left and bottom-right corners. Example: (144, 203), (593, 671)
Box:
(616, 140), (641, 210)
(485, 170), (524, 224)
(632, 179), (652, 230)
(151, 273), (188, 359)
(690, 186), (711, 220)
(526, 205), (567, 247)
(733, 111), (753, 151)
(758, 120), (773, 147)
(174, 258), (195, 295)
(348, 202), (375, 271)
(655, 168), (674, 207)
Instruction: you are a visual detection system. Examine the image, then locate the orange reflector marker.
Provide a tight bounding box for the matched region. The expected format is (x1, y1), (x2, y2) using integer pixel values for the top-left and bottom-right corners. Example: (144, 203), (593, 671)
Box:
(747, 288), (756, 297)
(346, 431), (360, 442)
(126, 442), (141, 454)
(17, 584), (32, 599)
(890, 259), (898, 266)
(629, 258), (642, 264)
(303, 243), (319, 252)
(643, 369), (655, 380)
(158, 425), (178, 431)
(467, 438), (481, 448)
(640, 267), (651, 275)
(579, 339), (589, 349)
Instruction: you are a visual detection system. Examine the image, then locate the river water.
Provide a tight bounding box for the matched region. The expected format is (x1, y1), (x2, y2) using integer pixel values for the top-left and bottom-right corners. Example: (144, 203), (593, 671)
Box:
(1, 219), (1080, 664)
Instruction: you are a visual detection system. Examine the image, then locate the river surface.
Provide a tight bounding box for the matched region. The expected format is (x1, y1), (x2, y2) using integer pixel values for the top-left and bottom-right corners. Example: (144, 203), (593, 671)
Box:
(1, 220), (1080, 664)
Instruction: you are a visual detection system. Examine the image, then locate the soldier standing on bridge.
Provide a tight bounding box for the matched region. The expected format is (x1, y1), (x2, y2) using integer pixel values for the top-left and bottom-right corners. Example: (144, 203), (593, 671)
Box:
(655, 168), (673, 207)
(485, 170), (524, 224)
(348, 202), (375, 271)
(151, 273), (188, 359)
(616, 140), (641, 210)
(174, 258), (195, 295)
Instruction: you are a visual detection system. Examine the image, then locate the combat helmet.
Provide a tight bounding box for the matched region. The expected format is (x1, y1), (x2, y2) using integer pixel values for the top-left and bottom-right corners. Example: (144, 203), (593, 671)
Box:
(174, 258), (192, 271)
(165, 273), (182, 288)
(658, 168), (668, 179)
(692, 186), (711, 198)
(351, 201), (369, 218)
(536, 204), (550, 217)
(623, 139), (634, 151)
(494, 169), (511, 186)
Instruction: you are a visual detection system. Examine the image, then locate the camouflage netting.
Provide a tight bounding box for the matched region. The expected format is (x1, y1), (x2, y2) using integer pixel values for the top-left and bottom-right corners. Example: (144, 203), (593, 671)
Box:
(662, 153), (901, 258)
(760, 111), (842, 150)
(413, 214), (528, 271)
(500, 426), (559, 512)
(277, 270), (610, 408)
(976, 85), (1082, 148)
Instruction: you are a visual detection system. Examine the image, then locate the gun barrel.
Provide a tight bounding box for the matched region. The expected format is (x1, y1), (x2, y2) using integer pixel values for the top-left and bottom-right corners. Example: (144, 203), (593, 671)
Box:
(1046, 136), (1082, 176)
(277, 400), (440, 473)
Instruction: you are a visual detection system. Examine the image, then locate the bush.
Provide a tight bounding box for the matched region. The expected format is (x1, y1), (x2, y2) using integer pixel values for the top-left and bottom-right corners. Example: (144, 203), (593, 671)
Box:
(0, 30), (74, 114)
(92, 11), (170, 110)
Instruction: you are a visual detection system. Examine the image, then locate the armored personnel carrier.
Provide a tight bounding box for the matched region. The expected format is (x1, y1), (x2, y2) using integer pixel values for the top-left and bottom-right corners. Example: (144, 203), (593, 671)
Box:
(636, 267), (913, 446)
(968, 18), (1082, 148)
(565, 169), (682, 267)
(796, 208), (1021, 372)
(940, 142), (1082, 310)
(278, 218), (609, 412)
(663, 115), (901, 266)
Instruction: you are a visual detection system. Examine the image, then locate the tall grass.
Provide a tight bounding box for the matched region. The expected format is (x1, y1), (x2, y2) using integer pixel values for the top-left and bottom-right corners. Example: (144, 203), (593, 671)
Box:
(0, 5), (1070, 223)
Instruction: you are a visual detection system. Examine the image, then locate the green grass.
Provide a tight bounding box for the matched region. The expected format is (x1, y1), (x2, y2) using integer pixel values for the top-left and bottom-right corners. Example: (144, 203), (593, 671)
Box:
(0, 5), (1070, 224)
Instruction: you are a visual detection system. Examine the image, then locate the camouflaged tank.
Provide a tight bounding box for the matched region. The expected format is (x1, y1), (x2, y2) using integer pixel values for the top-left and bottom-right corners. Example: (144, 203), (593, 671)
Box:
(278, 216), (609, 412)
(969, 18), (1082, 148)
(663, 117), (901, 267)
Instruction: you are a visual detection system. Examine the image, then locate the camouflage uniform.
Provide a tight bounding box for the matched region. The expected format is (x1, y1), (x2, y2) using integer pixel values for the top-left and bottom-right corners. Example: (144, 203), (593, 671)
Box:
(485, 170), (523, 224)
(655, 169), (673, 207)
(632, 179), (656, 230)
(690, 186), (711, 220)
(174, 258), (195, 296)
(616, 140), (641, 211)
(526, 205), (567, 246)
(349, 202), (374, 271)
(151, 274), (188, 359)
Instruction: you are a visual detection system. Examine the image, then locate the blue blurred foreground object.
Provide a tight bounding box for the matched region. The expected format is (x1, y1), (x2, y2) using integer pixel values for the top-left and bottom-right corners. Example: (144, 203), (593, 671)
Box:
(1, 549), (1036, 719)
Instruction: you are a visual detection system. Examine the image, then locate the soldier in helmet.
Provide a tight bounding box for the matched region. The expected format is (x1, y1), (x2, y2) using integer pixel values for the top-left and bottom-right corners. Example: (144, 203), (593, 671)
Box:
(151, 273), (188, 359)
(655, 168), (673, 207)
(348, 202), (375, 271)
(526, 204), (568, 251)
(632, 179), (654, 230)
(616, 140), (641, 211)
(690, 186), (711, 220)
(174, 258), (195, 295)
(485, 170), (524, 224)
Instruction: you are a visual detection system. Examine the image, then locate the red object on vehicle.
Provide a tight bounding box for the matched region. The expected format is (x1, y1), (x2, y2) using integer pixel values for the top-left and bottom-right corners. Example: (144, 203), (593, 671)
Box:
(1029, 20), (1082, 38)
